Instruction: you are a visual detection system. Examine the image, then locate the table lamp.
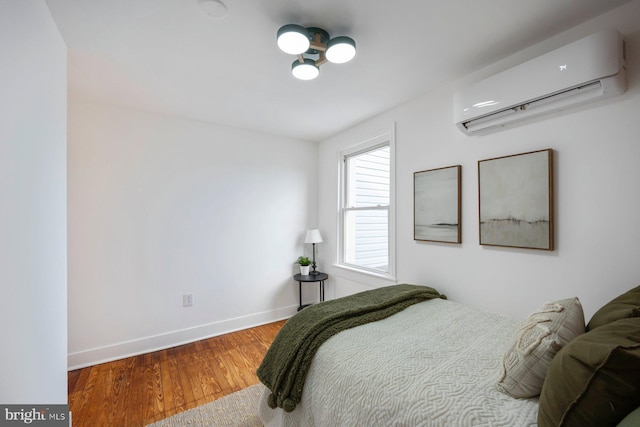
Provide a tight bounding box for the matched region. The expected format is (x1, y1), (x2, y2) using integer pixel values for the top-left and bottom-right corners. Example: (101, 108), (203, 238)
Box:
(304, 229), (323, 275)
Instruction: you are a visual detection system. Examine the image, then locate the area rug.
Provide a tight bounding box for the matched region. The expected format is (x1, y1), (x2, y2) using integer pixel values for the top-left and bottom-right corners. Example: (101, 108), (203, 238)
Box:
(146, 384), (263, 427)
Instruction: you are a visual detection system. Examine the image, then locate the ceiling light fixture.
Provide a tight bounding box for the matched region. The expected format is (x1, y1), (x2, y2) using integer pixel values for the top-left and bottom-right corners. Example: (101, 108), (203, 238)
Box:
(277, 25), (356, 80)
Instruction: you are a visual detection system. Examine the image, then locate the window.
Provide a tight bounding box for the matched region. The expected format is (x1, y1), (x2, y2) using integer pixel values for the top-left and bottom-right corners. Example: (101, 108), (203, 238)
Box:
(339, 132), (395, 277)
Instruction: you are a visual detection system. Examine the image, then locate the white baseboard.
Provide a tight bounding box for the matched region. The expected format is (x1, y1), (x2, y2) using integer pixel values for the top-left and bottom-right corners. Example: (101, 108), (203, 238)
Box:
(67, 305), (297, 370)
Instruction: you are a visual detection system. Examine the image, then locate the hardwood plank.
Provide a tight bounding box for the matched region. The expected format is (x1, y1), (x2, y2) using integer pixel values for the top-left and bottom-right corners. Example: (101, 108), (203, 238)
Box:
(121, 357), (144, 427)
(112, 356), (138, 427)
(184, 356), (206, 403)
(175, 357), (197, 407)
(141, 361), (165, 422)
(195, 349), (223, 397)
(221, 347), (254, 390)
(71, 366), (100, 427)
(159, 360), (176, 413)
(86, 364), (113, 427)
(102, 359), (128, 426)
(67, 367), (90, 409)
(67, 368), (81, 393)
(209, 351), (233, 394)
(165, 358), (186, 413)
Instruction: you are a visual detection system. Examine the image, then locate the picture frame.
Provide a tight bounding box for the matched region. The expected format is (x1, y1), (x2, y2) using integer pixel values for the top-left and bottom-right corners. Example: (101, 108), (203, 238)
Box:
(414, 165), (461, 243)
(478, 149), (554, 250)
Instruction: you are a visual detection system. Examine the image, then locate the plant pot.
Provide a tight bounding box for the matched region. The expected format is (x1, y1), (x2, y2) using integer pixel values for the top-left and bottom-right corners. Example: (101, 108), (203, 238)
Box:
(300, 265), (310, 275)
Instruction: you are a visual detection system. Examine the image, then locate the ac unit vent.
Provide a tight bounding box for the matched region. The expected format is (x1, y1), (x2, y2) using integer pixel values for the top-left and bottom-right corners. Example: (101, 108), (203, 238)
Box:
(454, 29), (626, 135)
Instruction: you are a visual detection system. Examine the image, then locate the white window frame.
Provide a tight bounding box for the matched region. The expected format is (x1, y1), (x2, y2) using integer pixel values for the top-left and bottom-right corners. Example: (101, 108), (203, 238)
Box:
(336, 127), (396, 280)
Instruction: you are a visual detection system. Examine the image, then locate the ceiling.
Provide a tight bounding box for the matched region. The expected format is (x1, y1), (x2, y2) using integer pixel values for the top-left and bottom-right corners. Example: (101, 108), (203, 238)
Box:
(45, 0), (632, 142)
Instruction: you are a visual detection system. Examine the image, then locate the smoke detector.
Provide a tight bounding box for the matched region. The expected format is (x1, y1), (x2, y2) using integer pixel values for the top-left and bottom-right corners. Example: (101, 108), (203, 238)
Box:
(198, 0), (227, 20)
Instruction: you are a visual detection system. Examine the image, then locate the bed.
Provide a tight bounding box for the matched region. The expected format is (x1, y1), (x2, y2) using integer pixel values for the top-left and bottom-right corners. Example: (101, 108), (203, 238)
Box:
(257, 284), (640, 427)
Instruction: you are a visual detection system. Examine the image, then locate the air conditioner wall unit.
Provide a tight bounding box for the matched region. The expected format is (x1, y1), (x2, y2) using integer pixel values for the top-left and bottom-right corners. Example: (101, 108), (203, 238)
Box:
(453, 29), (626, 135)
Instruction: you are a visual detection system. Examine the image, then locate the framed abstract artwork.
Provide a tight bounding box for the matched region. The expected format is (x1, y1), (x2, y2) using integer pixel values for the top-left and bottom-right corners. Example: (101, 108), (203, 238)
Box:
(414, 165), (461, 243)
(478, 149), (554, 250)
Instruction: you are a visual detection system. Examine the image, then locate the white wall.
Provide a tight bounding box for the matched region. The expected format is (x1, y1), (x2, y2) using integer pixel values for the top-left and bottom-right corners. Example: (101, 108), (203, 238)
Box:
(67, 101), (317, 368)
(318, 0), (640, 321)
(0, 1), (67, 403)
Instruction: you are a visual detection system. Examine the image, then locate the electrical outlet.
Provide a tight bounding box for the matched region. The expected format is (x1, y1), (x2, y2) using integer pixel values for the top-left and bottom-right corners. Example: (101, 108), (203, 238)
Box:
(183, 293), (193, 307)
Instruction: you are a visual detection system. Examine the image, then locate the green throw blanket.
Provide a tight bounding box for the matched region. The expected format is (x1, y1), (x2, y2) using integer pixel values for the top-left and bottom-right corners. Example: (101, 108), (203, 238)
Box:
(257, 284), (446, 412)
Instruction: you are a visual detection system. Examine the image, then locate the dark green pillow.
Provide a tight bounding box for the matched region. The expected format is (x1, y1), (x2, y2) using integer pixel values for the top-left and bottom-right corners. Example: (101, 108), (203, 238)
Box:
(587, 285), (640, 331)
(538, 317), (640, 427)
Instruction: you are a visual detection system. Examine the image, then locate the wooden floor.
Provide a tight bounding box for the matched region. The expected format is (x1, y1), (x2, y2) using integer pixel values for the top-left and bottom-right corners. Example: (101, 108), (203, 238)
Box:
(67, 320), (286, 427)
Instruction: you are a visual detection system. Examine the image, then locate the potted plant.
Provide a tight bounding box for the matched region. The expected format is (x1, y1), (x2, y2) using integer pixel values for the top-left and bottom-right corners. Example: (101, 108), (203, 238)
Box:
(297, 256), (311, 275)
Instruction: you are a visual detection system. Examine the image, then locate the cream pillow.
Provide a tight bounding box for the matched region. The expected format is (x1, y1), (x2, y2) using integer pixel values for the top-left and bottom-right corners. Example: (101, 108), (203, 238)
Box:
(497, 297), (585, 398)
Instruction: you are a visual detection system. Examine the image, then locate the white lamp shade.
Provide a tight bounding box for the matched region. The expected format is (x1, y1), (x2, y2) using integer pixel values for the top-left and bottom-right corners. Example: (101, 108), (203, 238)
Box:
(277, 24), (310, 55)
(305, 229), (323, 244)
(326, 36), (356, 64)
(291, 59), (319, 80)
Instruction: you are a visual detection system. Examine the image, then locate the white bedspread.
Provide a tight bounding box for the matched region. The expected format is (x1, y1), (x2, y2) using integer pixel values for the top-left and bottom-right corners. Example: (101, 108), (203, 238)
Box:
(258, 298), (538, 426)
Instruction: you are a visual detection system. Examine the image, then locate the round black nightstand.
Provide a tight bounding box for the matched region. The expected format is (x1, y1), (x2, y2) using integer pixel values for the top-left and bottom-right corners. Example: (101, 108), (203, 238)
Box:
(293, 272), (328, 311)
